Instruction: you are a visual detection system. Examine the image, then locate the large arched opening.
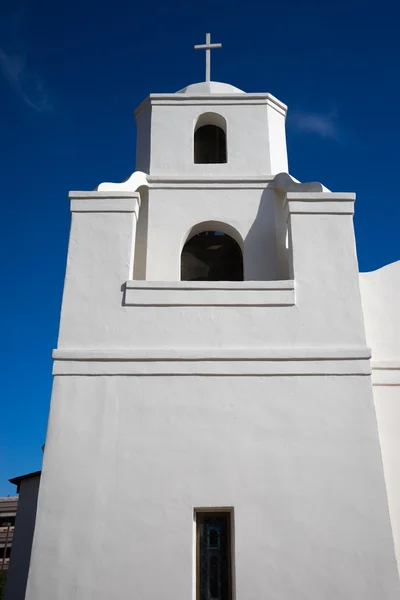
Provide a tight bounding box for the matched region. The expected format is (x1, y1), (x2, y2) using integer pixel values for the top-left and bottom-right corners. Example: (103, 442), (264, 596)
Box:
(181, 223), (243, 281)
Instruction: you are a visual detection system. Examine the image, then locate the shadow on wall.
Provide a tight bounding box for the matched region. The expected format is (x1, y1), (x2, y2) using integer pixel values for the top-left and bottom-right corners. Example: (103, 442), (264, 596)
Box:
(133, 186), (149, 280)
(243, 185), (291, 281)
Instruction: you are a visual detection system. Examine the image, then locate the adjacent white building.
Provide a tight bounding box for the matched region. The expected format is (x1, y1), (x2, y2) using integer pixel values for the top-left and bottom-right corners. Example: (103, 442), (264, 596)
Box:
(24, 39), (400, 600)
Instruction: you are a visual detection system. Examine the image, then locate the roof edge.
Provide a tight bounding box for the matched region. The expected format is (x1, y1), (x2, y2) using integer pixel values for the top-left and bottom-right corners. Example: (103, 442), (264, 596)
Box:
(9, 470), (41, 493)
(135, 92), (287, 119)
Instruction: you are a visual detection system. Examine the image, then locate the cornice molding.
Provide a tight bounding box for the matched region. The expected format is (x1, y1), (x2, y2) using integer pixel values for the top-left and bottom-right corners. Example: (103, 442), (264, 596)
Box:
(69, 191), (141, 213)
(147, 175), (275, 189)
(134, 93), (287, 119)
(285, 192), (356, 215)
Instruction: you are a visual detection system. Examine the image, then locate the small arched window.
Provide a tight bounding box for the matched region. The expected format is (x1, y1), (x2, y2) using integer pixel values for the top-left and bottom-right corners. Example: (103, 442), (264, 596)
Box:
(181, 229), (243, 281)
(194, 113), (227, 164)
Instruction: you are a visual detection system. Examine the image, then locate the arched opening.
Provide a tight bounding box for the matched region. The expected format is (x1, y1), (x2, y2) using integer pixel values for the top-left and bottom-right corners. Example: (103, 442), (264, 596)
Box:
(181, 230), (243, 281)
(194, 113), (227, 164)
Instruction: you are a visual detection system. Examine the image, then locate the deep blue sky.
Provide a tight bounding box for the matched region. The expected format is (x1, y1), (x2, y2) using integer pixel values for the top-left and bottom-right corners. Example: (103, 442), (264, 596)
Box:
(1, 0), (399, 495)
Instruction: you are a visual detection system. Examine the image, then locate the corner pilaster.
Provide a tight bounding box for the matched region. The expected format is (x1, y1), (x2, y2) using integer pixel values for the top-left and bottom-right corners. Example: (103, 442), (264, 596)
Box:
(56, 191), (140, 348)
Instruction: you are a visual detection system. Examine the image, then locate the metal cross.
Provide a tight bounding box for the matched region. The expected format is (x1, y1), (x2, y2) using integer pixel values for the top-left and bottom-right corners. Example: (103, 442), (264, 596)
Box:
(194, 33), (222, 83)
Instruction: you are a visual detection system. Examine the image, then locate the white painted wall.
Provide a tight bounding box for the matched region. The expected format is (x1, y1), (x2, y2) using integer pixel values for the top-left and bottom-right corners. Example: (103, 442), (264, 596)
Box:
(373, 386), (400, 569)
(135, 93), (288, 177)
(360, 261), (400, 571)
(144, 186), (278, 281)
(25, 83), (400, 600)
(27, 375), (399, 600)
(360, 261), (400, 359)
(56, 188), (367, 352)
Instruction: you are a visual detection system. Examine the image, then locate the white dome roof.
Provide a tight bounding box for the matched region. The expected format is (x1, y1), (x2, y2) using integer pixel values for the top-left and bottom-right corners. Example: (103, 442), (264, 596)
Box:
(176, 81), (245, 94)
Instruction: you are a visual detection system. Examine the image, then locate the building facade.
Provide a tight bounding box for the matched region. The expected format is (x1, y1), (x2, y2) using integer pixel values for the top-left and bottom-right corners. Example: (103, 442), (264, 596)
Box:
(0, 497), (17, 572)
(24, 71), (400, 600)
(5, 472), (40, 600)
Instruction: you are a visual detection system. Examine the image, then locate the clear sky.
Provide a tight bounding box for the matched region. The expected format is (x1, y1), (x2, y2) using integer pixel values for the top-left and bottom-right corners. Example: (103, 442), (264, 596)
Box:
(1, 0), (399, 495)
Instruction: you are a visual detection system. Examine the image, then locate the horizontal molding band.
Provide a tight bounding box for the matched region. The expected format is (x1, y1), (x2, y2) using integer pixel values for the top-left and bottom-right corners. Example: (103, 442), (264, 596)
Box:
(54, 348), (371, 360)
(125, 280), (294, 290)
(52, 348), (372, 376)
(147, 175), (275, 190)
(372, 361), (400, 369)
(287, 193), (356, 201)
(135, 94), (288, 118)
(52, 360), (371, 376)
(371, 361), (400, 386)
(285, 193), (356, 216)
(124, 280), (295, 307)
(147, 176), (276, 183)
(148, 182), (271, 190)
(69, 192), (140, 213)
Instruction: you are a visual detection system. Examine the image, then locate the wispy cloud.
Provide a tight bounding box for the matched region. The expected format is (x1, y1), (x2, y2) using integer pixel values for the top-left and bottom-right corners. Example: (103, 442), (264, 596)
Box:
(0, 9), (52, 112)
(290, 110), (339, 140)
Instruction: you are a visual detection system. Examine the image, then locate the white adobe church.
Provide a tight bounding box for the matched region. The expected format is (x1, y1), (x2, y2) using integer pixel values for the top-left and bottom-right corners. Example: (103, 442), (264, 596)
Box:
(24, 35), (400, 599)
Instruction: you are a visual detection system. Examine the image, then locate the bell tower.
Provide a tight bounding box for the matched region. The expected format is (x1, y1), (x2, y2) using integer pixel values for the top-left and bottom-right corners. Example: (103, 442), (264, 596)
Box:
(25, 37), (400, 600)
(135, 79), (288, 177)
(133, 77), (290, 282)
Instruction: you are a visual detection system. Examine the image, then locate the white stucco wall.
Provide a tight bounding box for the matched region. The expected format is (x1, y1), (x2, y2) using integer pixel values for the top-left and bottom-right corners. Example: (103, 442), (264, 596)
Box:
(26, 185), (400, 599)
(360, 261), (400, 359)
(135, 93), (288, 177)
(26, 374), (399, 600)
(144, 186), (279, 281)
(360, 261), (400, 570)
(56, 189), (367, 352)
(373, 386), (400, 569)
(25, 84), (400, 599)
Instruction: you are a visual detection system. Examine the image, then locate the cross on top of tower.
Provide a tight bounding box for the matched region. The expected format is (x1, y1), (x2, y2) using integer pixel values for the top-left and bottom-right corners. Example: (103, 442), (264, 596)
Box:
(194, 33), (222, 83)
